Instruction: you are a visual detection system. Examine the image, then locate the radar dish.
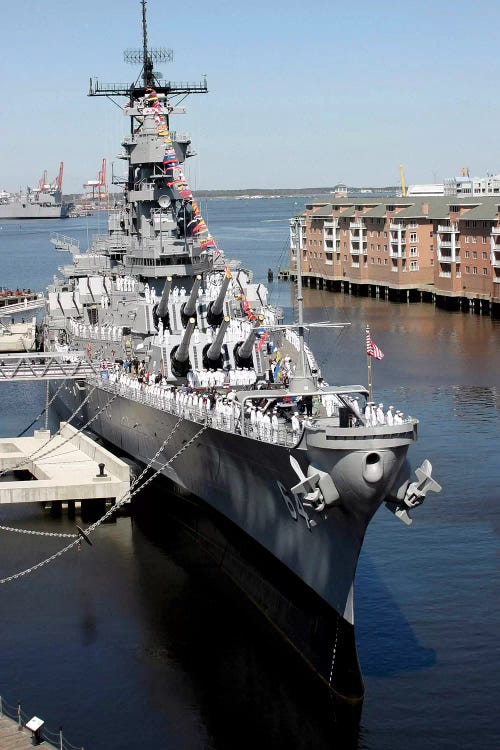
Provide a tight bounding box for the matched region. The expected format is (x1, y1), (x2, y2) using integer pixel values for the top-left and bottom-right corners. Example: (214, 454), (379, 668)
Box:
(158, 195), (171, 208)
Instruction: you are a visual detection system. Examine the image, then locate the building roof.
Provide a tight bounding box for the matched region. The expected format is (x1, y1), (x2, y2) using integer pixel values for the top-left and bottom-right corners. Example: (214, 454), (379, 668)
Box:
(458, 203), (499, 221)
(310, 204), (333, 218)
(361, 204), (388, 218)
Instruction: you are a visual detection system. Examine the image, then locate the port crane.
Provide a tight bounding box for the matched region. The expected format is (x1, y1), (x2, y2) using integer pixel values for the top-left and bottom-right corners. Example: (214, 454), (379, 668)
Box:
(399, 164), (407, 196)
(83, 158), (107, 202)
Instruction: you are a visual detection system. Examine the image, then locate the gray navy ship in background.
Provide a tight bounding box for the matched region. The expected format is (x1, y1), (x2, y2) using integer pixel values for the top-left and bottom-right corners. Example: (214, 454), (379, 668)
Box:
(0, 163), (69, 219)
(43, 0), (441, 706)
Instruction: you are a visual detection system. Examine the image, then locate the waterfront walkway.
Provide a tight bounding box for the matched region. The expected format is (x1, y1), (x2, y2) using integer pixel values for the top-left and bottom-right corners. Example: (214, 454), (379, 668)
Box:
(0, 713), (34, 749)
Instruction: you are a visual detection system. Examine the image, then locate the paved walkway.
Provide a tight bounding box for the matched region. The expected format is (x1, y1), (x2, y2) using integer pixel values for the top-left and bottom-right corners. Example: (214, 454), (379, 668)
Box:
(0, 714), (36, 749)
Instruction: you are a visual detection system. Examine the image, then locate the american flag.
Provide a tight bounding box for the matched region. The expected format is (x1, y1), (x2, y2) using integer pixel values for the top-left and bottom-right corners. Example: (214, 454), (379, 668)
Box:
(366, 326), (384, 360)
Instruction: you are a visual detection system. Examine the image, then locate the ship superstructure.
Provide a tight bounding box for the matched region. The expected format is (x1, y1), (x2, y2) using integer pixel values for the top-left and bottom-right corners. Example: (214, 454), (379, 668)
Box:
(43, 1), (441, 704)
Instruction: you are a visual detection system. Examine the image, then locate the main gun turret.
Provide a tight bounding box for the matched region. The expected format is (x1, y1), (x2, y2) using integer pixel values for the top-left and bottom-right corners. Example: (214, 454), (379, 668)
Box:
(154, 275), (172, 330)
(233, 315), (264, 368)
(180, 275), (202, 326)
(206, 275), (231, 327)
(171, 317), (196, 377)
(203, 315), (230, 369)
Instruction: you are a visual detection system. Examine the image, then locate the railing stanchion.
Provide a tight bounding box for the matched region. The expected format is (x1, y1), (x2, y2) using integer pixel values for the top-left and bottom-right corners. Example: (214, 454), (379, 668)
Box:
(17, 700), (21, 730)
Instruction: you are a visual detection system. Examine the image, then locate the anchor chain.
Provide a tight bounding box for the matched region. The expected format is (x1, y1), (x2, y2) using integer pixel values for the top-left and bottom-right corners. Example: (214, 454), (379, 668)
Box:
(0, 525), (77, 539)
(0, 385), (109, 477)
(0, 419), (207, 583)
(17, 378), (68, 437)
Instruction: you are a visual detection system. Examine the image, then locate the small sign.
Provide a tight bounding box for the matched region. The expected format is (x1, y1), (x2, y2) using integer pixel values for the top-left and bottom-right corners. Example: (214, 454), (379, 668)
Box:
(26, 716), (44, 732)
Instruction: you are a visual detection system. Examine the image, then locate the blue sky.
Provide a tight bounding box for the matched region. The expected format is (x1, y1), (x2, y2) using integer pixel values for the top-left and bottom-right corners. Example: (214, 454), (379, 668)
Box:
(2, 0), (500, 193)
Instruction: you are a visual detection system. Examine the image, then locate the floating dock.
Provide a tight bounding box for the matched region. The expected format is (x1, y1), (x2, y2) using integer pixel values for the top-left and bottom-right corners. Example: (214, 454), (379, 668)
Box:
(0, 422), (130, 506)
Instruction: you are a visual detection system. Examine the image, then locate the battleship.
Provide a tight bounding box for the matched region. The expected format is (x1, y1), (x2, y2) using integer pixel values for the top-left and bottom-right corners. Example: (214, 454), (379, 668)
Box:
(43, 1), (441, 704)
(0, 163), (69, 219)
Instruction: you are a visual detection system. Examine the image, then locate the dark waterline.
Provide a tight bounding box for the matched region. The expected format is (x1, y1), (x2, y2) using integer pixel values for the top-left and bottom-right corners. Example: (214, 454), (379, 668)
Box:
(0, 201), (499, 749)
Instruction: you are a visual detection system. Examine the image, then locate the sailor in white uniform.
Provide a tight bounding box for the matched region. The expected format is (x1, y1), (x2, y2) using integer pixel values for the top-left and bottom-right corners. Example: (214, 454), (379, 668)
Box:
(291, 411), (301, 439)
(271, 409), (279, 443)
(376, 403), (385, 424)
(386, 405), (394, 425)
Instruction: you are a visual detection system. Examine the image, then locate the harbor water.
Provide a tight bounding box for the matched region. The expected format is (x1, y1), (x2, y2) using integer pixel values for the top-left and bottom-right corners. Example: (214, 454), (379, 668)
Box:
(0, 200), (499, 749)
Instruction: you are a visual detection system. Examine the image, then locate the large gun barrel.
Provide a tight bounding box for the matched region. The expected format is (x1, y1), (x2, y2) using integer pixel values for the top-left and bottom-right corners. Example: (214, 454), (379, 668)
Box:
(156, 275), (172, 319)
(171, 317), (196, 376)
(205, 315), (230, 366)
(234, 315), (264, 366)
(181, 274), (202, 325)
(207, 274), (231, 326)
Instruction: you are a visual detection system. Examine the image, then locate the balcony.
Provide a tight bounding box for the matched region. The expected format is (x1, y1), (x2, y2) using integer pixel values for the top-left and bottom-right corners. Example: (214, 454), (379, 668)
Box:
(350, 220), (366, 230)
(438, 223), (459, 234)
(439, 239), (452, 249)
(491, 254), (500, 268)
(491, 227), (500, 235)
(324, 219), (339, 229)
(390, 222), (404, 231)
(439, 271), (452, 278)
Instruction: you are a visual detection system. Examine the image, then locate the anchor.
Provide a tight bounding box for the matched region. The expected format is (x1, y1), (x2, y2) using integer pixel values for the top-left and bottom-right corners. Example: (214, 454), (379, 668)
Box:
(386, 459), (442, 525)
(289, 455), (323, 509)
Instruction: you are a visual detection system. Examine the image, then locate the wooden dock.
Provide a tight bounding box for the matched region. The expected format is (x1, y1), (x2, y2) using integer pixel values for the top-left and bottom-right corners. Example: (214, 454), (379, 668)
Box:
(0, 713), (37, 749)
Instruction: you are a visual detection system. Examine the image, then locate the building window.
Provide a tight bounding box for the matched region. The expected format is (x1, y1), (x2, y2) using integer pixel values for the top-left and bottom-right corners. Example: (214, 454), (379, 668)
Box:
(384, 244), (388, 252)
(465, 265), (470, 273)
(430, 258), (434, 266)
(410, 232), (417, 242)
(472, 236), (477, 243)
(483, 267), (488, 275)
(473, 251), (477, 259)
(377, 257), (381, 264)
(344, 255), (347, 261)
(410, 261), (419, 270)
(383, 231), (387, 238)
(410, 247), (418, 256)
(371, 257), (374, 264)
(465, 250), (470, 258)
(384, 258), (388, 265)
(482, 251), (487, 259)
(465, 236), (470, 243)
(377, 244), (380, 251)
(482, 236), (487, 244)
(473, 267), (478, 274)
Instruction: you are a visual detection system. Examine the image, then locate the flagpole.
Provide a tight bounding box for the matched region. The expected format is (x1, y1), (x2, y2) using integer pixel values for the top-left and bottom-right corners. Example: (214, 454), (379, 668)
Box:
(366, 324), (373, 401)
(367, 352), (373, 402)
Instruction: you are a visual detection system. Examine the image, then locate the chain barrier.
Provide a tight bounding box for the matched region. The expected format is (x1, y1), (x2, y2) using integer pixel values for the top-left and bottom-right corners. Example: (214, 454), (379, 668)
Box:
(0, 419), (207, 584)
(0, 694), (84, 750)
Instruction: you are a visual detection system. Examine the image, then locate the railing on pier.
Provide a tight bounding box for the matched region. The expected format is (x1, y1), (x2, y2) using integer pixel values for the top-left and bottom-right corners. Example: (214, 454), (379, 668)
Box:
(0, 694), (84, 750)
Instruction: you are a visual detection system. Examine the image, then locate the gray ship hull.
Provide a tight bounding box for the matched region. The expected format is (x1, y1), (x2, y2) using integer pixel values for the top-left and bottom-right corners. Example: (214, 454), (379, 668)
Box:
(53, 380), (410, 699)
(0, 202), (69, 219)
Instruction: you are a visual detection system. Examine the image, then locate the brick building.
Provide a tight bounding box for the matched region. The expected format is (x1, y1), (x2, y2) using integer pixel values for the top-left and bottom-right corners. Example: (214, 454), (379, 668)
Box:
(289, 196), (500, 315)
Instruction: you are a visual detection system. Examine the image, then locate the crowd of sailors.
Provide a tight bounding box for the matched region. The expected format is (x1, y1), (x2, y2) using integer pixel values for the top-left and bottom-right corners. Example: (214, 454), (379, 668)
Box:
(96, 359), (408, 445)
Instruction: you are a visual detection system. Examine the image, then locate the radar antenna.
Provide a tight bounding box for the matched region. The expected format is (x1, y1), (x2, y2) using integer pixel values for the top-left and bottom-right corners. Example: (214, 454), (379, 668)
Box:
(123, 0), (173, 88)
(89, 0), (207, 99)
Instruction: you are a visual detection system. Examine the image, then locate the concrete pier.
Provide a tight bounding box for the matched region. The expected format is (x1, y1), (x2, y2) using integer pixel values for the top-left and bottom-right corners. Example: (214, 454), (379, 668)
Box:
(0, 713), (34, 749)
(0, 422), (130, 506)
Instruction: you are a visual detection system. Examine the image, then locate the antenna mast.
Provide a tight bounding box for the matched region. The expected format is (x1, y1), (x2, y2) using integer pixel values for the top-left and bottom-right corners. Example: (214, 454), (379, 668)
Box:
(89, 0), (207, 99)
